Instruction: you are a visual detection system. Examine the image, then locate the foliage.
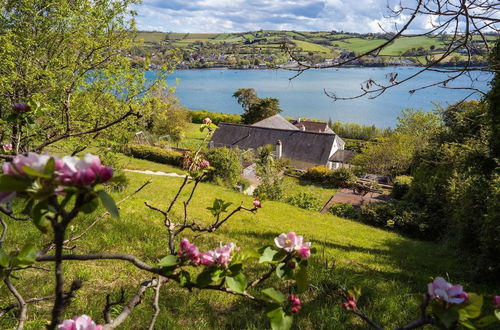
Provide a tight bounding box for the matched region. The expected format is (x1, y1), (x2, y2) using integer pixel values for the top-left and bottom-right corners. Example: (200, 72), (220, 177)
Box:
(353, 109), (442, 179)
(301, 166), (355, 188)
(0, 0), (176, 152)
(286, 192), (321, 211)
(204, 147), (242, 186)
(235, 177), (252, 192)
(254, 145), (285, 201)
(122, 144), (183, 167)
(329, 203), (358, 219)
(328, 120), (389, 141)
(189, 110), (242, 125)
(146, 88), (190, 143)
(391, 175), (413, 200)
(233, 88), (282, 124)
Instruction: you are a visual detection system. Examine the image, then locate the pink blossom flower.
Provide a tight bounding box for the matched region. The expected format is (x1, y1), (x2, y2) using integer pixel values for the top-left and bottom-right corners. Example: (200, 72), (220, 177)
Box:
(253, 199), (262, 208)
(57, 315), (102, 330)
(297, 245), (311, 259)
(203, 117), (212, 124)
(199, 160), (210, 168)
(58, 154), (113, 186)
(493, 296), (500, 308)
(341, 295), (357, 310)
(289, 294), (302, 313)
(2, 144), (12, 152)
(178, 238), (201, 264)
(12, 103), (31, 113)
(199, 252), (215, 266)
(428, 277), (468, 304)
(0, 192), (16, 204)
(2, 152), (52, 176)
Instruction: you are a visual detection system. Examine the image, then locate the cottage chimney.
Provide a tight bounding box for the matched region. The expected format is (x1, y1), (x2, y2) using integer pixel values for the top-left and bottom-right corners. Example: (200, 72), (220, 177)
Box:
(275, 140), (282, 159)
(297, 117), (301, 123)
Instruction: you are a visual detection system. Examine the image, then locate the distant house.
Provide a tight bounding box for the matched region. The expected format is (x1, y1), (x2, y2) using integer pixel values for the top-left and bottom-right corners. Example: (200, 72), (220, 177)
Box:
(329, 149), (354, 169)
(289, 118), (335, 134)
(209, 115), (346, 170)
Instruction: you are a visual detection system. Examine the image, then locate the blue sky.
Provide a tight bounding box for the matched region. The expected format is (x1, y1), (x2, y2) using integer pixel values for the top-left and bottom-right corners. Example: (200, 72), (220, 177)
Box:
(134, 0), (430, 33)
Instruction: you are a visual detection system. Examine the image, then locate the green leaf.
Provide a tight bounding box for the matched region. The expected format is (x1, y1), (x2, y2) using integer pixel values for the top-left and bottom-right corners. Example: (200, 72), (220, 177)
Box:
(178, 270), (190, 287)
(81, 196), (99, 214)
(226, 273), (247, 293)
(11, 243), (37, 268)
(458, 293), (483, 319)
(210, 269), (224, 282)
(0, 175), (30, 192)
(476, 315), (498, 328)
(231, 249), (260, 263)
(259, 246), (286, 264)
(295, 264), (308, 293)
(196, 269), (214, 288)
(262, 288), (286, 303)
(276, 262), (294, 280)
(433, 303), (459, 329)
(96, 190), (119, 219)
(267, 307), (293, 330)
(44, 157), (56, 176)
(228, 262), (243, 275)
(0, 248), (9, 268)
(495, 310), (500, 321)
(158, 255), (178, 267)
(32, 201), (51, 233)
(21, 166), (51, 179)
(460, 319), (477, 329)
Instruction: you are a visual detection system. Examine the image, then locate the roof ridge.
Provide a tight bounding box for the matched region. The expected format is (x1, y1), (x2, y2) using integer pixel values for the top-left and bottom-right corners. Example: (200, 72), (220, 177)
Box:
(219, 122), (337, 137)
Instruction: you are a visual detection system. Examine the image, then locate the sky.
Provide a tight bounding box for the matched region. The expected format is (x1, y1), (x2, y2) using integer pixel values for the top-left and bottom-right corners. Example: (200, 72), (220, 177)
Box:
(134, 0), (431, 33)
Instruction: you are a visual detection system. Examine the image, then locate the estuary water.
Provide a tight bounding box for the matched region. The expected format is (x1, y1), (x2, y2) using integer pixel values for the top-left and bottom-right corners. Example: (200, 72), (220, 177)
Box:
(159, 67), (491, 128)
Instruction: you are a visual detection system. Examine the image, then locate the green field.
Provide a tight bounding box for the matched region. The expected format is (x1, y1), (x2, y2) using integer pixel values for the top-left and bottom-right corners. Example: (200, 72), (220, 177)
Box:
(0, 153), (491, 329)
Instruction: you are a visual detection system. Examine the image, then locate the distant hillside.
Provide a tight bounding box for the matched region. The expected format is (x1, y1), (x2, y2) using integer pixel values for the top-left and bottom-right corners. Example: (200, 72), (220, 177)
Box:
(131, 30), (496, 69)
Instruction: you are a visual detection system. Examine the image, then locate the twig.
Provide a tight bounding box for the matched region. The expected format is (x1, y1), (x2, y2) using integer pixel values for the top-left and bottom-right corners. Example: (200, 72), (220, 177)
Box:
(147, 277), (163, 330)
(0, 294), (55, 319)
(4, 272), (27, 330)
(103, 289), (125, 323)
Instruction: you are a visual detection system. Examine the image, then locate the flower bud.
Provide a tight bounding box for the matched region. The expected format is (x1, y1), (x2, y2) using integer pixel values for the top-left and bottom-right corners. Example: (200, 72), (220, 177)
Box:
(253, 199), (262, 208)
(493, 296), (500, 308)
(12, 103), (31, 113)
(98, 166), (113, 183)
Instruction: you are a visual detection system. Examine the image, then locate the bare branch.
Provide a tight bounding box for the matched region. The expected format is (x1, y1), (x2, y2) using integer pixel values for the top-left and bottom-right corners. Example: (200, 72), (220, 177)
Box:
(4, 272), (27, 330)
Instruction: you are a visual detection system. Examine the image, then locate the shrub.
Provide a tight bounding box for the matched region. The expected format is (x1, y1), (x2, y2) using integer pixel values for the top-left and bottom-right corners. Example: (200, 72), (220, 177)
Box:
(189, 110), (242, 125)
(204, 147), (242, 186)
(253, 177), (285, 201)
(329, 203), (358, 219)
(327, 168), (356, 188)
(287, 192), (321, 211)
(122, 144), (182, 166)
(302, 166), (332, 183)
(302, 166), (355, 188)
(391, 175), (413, 200)
(235, 177), (252, 192)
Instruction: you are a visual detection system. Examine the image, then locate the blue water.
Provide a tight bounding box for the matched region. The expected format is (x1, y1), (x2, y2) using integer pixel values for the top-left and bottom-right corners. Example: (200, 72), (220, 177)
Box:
(156, 68), (491, 128)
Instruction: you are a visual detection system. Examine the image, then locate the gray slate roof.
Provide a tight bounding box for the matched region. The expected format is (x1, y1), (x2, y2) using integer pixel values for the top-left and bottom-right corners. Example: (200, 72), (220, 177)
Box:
(210, 123), (337, 165)
(252, 114), (299, 130)
(329, 149), (354, 163)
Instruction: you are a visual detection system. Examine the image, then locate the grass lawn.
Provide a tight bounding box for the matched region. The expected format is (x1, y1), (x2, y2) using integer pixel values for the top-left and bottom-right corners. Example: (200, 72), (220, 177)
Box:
(283, 176), (336, 208)
(0, 157), (490, 329)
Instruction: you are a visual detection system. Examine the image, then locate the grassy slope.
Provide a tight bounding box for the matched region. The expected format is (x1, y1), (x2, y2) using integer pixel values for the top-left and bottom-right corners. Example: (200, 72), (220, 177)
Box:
(0, 155), (485, 329)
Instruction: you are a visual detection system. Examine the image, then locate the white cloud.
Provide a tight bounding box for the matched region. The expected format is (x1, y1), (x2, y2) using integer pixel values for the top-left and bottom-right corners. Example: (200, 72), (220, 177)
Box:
(133, 0), (435, 33)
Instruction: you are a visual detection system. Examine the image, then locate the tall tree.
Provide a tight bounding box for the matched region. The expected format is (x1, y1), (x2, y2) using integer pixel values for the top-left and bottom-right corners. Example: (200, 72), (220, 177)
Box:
(0, 0), (176, 153)
(232, 88), (282, 124)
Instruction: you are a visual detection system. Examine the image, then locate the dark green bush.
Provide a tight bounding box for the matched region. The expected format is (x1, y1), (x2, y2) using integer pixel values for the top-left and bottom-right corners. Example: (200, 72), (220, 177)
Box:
(205, 147), (242, 186)
(253, 177), (285, 201)
(326, 168), (356, 188)
(235, 177), (252, 192)
(122, 144), (182, 166)
(189, 110), (242, 125)
(391, 175), (413, 200)
(287, 192), (321, 211)
(302, 166), (355, 188)
(329, 203), (358, 219)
